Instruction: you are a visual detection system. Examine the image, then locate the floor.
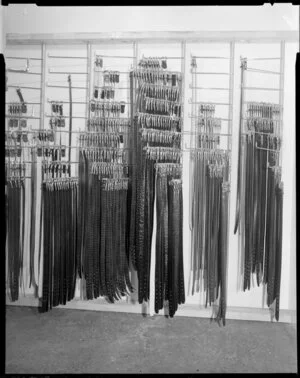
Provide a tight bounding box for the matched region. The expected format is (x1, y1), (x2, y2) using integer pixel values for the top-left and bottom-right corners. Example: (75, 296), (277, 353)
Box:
(6, 306), (297, 374)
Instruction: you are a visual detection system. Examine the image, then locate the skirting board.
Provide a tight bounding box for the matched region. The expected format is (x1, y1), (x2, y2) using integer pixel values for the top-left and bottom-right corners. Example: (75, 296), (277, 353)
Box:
(6, 294), (296, 324)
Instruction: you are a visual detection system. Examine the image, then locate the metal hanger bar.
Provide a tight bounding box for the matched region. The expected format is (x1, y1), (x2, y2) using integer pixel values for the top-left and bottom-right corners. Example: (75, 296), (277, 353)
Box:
(246, 68), (281, 75)
(189, 114), (231, 121)
(44, 160), (80, 164)
(95, 54), (134, 59)
(188, 100), (230, 106)
(242, 86), (281, 91)
(255, 142), (280, 152)
(132, 68), (182, 75)
(242, 117), (281, 121)
(45, 114), (87, 119)
(186, 147), (231, 152)
(90, 100), (131, 104)
(191, 55), (229, 59)
(192, 71), (229, 75)
(5, 115), (41, 119)
(190, 86), (230, 90)
(7, 69), (42, 75)
(48, 54), (87, 59)
(244, 101), (282, 107)
(182, 131), (232, 136)
(6, 145), (84, 150)
(46, 83), (87, 89)
(141, 55), (183, 60)
(54, 126), (131, 134)
(140, 83), (180, 89)
(79, 146), (133, 150)
(7, 85), (41, 90)
(6, 56), (42, 61)
(47, 99), (86, 105)
(242, 131), (277, 136)
(246, 57), (281, 61)
(49, 69), (88, 74)
(136, 112), (181, 120)
(6, 102), (41, 105)
(93, 85), (129, 89)
(6, 176), (32, 179)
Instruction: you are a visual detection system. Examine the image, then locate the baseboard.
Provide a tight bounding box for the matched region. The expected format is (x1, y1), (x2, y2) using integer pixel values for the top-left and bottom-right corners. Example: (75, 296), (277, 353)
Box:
(6, 294), (296, 324)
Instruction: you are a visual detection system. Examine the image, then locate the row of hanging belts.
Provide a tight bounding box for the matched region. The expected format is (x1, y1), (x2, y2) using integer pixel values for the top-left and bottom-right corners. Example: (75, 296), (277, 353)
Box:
(89, 100), (126, 118)
(6, 93), (34, 300)
(139, 82), (181, 102)
(87, 118), (130, 133)
(5, 149), (42, 300)
(234, 101), (283, 321)
(93, 58), (122, 100)
(78, 150), (133, 301)
(76, 56), (133, 302)
(154, 166), (185, 317)
(189, 147), (230, 326)
(41, 176), (78, 312)
(5, 90), (77, 308)
(188, 85), (230, 326)
(197, 117), (222, 134)
(132, 68), (181, 86)
(130, 59), (185, 317)
(6, 174), (25, 302)
(136, 112), (182, 131)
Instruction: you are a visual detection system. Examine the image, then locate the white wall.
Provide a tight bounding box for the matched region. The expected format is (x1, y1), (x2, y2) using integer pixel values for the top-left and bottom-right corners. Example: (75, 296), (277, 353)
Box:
(4, 5), (298, 315)
(0, 5), (4, 53)
(3, 4), (299, 35)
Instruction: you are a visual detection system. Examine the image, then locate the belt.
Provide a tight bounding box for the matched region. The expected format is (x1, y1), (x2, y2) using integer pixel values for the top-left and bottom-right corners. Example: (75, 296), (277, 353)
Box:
(29, 150), (37, 289)
(143, 158), (155, 303)
(178, 182), (185, 306)
(128, 74), (138, 270)
(53, 184), (59, 307)
(84, 170), (95, 300)
(70, 181), (78, 300)
(214, 181), (229, 326)
(92, 175), (100, 299)
(274, 182), (283, 321)
(41, 179), (78, 312)
(243, 135), (252, 291)
(100, 181), (107, 296)
(155, 171), (164, 313)
(105, 188), (114, 302)
(33, 157), (42, 294)
(41, 183), (49, 312)
(266, 168), (276, 307)
(122, 186), (134, 294)
(76, 150), (84, 279)
(137, 152), (146, 303)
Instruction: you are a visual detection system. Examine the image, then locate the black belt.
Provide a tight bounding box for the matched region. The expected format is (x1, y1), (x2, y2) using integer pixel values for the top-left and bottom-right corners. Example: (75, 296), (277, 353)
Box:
(29, 151), (37, 288)
(41, 183), (50, 312)
(155, 172), (165, 313)
(274, 182), (283, 321)
(100, 180), (107, 296)
(70, 181), (78, 300)
(41, 180), (78, 312)
(215, 181), (229, 326)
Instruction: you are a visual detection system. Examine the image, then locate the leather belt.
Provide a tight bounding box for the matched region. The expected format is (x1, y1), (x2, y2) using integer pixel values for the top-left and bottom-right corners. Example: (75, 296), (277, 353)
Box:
(29, 150), (37, 289)
(40, 179), (78, 312)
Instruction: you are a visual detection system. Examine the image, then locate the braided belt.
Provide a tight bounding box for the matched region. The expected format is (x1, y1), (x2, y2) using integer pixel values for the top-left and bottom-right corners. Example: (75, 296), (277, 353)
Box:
(40, 180), (78, 312)
(7, 180), (21, 301)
